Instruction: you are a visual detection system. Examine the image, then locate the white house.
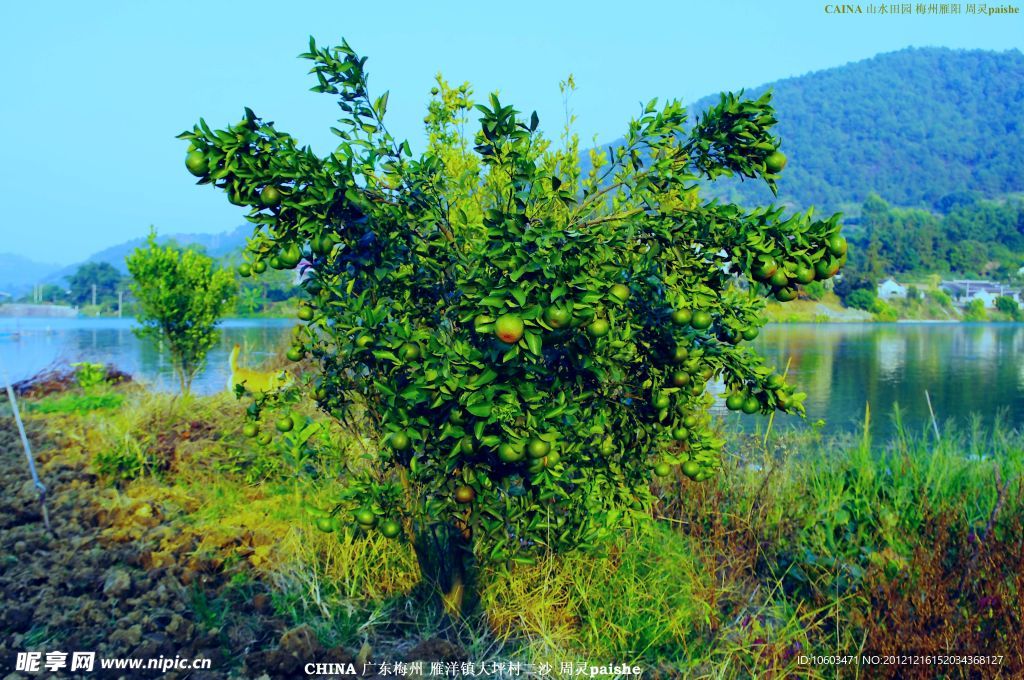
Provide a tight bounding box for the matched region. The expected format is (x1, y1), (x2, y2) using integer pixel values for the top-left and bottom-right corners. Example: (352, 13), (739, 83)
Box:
(877, 278), (907, 300)
(966, 290), (999, 309)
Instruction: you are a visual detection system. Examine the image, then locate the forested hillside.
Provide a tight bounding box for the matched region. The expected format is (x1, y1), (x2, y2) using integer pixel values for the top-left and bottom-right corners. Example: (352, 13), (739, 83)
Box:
(671, 47), (1024, 214)
(846, 193), (1024, 281)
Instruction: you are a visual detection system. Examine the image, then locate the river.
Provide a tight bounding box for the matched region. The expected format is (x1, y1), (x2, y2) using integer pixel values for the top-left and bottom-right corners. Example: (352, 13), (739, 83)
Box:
(2, 317), (1022, 439)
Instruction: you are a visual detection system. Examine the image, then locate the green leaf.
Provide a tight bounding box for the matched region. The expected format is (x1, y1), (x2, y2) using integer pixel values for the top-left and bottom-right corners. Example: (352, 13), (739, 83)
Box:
(467, 402), (492, 418)
(525, 330), (542, 357)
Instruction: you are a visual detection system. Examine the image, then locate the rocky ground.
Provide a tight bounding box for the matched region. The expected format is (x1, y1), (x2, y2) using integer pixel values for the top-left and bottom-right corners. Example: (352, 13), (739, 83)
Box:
(0, 415), (465, 679)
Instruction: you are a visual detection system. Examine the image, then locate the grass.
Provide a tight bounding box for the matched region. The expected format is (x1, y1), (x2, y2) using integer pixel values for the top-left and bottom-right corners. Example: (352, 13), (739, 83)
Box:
(763, 292), (856, 323)
(23, 380), (1024, 675)
(25, 392), (124, 414)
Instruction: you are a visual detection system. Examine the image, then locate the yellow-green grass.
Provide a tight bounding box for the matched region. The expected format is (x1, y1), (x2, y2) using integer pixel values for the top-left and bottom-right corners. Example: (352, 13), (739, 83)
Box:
(19, 377), (1024, 673)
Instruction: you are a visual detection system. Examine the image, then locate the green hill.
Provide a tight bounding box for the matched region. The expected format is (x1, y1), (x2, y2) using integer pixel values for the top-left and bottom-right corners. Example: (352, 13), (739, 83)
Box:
(600, 47), (1024, 215)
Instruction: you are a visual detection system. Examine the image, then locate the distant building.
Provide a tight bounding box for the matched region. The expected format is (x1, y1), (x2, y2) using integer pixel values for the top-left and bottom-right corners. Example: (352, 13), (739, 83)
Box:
(940, 279), (1021, 309)
(877, 278), (907, 300)
(970, 290), (999, 309)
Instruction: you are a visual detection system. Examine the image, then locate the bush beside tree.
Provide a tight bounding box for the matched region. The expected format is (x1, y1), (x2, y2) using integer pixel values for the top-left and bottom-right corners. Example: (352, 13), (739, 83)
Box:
(126, 232), (236, 395)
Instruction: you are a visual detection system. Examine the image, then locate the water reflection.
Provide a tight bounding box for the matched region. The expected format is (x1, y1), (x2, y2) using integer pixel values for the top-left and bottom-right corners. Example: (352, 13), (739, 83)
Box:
(3, 318), (1023, 438)
(739, 322), (1024, 438)
(0, 317), (295, 394)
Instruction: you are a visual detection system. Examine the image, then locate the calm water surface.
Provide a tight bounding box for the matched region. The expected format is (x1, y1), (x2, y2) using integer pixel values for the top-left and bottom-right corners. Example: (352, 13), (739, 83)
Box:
(2, 318), (1022, 438)
(0, 317), (294, 395)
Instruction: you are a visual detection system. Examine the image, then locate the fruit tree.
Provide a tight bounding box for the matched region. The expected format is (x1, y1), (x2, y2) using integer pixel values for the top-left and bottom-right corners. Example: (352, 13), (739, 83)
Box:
(179, 38), (845, 612)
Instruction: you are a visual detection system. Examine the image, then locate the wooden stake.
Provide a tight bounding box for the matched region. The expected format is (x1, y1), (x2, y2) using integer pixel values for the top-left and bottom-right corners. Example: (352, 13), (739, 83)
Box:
(0, 358), (52, 534)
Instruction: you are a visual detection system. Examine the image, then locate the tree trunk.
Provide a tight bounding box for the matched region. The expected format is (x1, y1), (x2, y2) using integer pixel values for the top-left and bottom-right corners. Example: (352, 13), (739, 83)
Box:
(412, 522), (477, 627)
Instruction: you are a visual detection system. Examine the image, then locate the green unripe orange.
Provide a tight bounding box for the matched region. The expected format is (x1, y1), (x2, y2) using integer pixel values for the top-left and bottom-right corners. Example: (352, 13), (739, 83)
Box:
(527, 438), (550, 459)
(389, 432), (411, 452)
(454, 486), (476, 504)
(380, 519), (401, 538)
(610, 283), (631, 302)
(814, 257), (840, 280)
(752, 257), (778, 281)
(399, 342), (421, 360)
(682, 461), (701, 479)
(765, 151), (787, 174)
(354, 509), (377, 527)
(279, 244), (302, 267)
(690, 310), (712, 330)
(671, 345), (689, 363)
(185, 150), (209, 176)
(494, 314), (525, 344)
(543, 306), (571, 329)
(769, 270), (789, 288)
(774, 287), (798, 302)
(794, 266), (816, 285)
(260, 185), (282, 207)
(498, 443), (524, 463)
(671, 309), (692, 325)
(827, 235), (848, 257)
(275, 416), (294, 433)
(587, 319), (610, 338)
(726, 393), (745, 411)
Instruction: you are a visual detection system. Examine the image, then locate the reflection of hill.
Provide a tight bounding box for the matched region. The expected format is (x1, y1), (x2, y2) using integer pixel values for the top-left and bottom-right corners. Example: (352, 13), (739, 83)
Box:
(726, 324), (1024, 437)
(756, 325), (840, 408)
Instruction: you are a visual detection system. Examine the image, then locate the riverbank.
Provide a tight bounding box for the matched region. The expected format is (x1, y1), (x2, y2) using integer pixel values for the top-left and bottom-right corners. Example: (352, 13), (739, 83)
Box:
(763, 294), (872, 323)
(0, 303), (78, 318)
(2, 373), (1021, 677)
(6, 297), (1019, 325)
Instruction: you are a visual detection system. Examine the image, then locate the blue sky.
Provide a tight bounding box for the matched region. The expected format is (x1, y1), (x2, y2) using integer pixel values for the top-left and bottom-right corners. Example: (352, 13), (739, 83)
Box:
(2, 1), (1021, 265)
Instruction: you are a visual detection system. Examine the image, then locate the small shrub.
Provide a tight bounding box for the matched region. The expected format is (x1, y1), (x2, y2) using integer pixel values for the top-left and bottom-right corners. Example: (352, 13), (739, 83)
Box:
(803, 280), (826, 301)
(71, 362), (108, 391)
(846, 288), (877, 311)
(963, 298), (988, 321)
(928, 288), (952, 307)
(995, 295), (1021, 320)
(94, 440), (151, 481)
(126, 231), (236, 395)
(870, 299), (899, 321)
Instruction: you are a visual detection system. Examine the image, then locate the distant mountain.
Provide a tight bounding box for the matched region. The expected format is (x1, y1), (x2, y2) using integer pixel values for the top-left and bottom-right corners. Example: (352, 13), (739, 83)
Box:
(597, 47), (1024, 215)
(0, 254), (62, 298)
(35, 225), (251, 289)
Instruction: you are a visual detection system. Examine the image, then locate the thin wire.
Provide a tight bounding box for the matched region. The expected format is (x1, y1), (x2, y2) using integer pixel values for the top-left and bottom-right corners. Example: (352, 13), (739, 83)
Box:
(0, 356), (52, 533)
